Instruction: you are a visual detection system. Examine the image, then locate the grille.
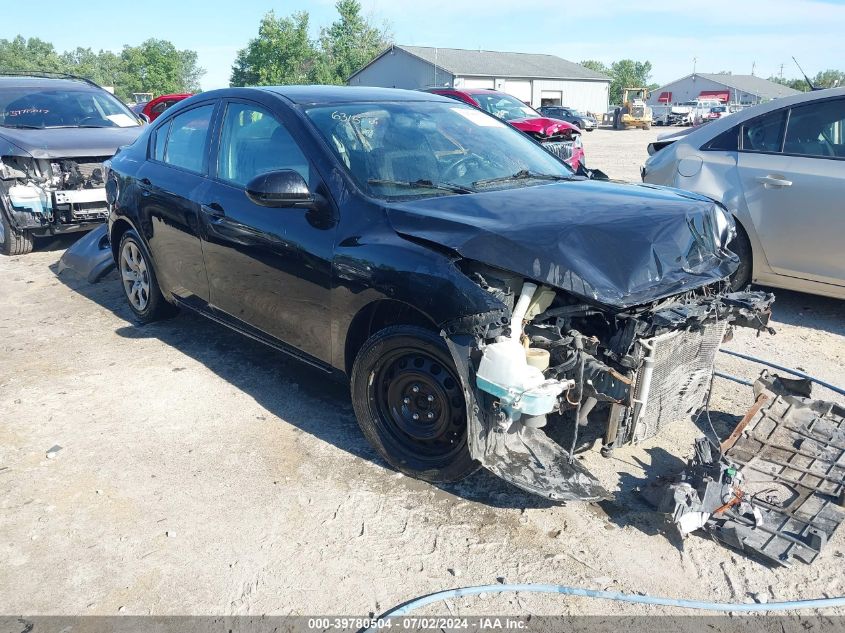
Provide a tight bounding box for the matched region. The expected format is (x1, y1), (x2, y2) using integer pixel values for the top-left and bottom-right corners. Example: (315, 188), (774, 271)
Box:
(631, 320), (729, 442)
(542, 140), (574, 161)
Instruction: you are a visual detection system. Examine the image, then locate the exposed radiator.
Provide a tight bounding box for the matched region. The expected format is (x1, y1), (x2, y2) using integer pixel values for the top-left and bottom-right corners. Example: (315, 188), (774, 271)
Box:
(630, 320), (729, 442)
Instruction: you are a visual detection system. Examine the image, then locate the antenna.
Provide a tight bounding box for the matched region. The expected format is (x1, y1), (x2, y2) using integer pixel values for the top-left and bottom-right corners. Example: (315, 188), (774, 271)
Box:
(792, 56), (817, 90)
(692, 57), (697, 74)
(751, 61), (756, 76)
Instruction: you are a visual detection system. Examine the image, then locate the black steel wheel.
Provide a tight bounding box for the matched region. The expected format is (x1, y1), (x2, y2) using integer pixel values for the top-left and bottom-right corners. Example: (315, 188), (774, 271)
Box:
(351, 325), (478, 483)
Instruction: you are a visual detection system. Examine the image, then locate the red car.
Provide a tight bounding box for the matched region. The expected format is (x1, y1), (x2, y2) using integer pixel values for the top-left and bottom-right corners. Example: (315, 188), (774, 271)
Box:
(426, 88), (585, 171)
(134, 93), (193, 122)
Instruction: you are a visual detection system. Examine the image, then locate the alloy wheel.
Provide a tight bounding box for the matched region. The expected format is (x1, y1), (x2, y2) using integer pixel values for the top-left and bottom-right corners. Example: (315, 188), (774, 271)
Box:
(120, 241), (150, 312)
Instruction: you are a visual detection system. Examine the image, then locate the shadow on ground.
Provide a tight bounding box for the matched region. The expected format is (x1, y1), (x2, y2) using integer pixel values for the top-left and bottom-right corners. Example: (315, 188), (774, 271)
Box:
(53, 265), (553, 510)
(759, 285), (844, 337)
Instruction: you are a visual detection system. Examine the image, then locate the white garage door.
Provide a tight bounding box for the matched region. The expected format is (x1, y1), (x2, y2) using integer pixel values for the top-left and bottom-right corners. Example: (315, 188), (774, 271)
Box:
(503, 80), (531, 103)
(460, 78), (495, 89)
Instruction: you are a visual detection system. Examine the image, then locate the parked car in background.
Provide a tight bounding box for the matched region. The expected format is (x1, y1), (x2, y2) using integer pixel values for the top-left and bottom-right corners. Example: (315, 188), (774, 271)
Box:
(0, 72), (144, 255)
(694, 105), (731, 126)
(135, 93), (192, 122)
(104, 85), (772, 501)
(642, 87), (845, 299)
(425, 88), (585, 170)
(537, 106), (596, 131)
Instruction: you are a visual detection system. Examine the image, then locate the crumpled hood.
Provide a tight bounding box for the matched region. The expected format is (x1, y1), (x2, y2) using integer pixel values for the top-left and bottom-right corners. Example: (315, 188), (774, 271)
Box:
(387, 180), (738, 309)
(509, 116), (578, 137)
(0, 126), (143, 159)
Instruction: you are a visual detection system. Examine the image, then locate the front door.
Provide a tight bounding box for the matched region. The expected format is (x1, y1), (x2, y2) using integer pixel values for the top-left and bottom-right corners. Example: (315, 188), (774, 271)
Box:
(200, 99), (336, 363)
(737, 97), (845, 286)
(137, 101), (217, 305)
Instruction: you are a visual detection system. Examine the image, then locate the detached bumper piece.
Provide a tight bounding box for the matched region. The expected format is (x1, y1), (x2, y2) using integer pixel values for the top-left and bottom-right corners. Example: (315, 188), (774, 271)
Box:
(660, 372), (845, 566)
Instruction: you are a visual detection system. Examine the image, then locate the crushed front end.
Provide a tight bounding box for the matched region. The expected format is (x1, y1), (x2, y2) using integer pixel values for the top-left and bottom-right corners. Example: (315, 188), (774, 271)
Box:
(0, 154), (110, 236)
(443, 266), (774, 502)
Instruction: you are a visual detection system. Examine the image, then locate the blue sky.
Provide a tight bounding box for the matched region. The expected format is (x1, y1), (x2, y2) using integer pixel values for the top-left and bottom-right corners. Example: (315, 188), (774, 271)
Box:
(6, 0), (845, 90)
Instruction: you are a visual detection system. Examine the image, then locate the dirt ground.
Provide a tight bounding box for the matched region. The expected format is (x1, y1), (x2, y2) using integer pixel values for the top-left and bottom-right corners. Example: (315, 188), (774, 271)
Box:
(2, 128), (844, 618)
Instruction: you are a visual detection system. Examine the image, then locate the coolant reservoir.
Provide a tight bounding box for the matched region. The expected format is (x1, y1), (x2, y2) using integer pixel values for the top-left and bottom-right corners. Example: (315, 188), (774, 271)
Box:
(476, 339), (565, 418)
(9, 184), (48, 215)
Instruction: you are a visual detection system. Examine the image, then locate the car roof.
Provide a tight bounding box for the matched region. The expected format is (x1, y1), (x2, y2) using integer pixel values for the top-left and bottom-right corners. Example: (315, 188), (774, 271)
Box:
(258, 85), (453, 104)
(0, 76), (101, 91)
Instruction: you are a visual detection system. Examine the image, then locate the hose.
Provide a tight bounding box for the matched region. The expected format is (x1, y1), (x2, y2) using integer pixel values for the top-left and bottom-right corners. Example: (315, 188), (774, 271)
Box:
(719, 348), (845, 397)
(367, 584), (845, 628)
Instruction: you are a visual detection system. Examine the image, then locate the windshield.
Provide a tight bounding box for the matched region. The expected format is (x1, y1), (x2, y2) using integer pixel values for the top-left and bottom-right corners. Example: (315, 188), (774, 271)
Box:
(306, 101), (573, 199)
(0, 86), (140, 129)
(471, 93), (538, 122)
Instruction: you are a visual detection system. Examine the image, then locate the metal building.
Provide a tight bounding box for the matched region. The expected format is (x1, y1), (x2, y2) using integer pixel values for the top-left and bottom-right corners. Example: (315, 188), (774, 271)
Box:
(347, 45), (611, 115)
(648, 73), (801, 106)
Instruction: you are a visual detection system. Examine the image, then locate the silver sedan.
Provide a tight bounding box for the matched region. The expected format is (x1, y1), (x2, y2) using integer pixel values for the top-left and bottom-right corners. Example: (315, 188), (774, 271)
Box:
(641, 87), (845, 299)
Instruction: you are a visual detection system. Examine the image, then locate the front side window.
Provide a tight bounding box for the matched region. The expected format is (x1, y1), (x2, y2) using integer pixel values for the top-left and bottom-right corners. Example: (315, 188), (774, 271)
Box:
(472, 93), (538, 121)
(0, 86), (140, 129)
(162, 104), (214, 173)
(217, 102), (309, 187)
(306, 101), (573, 200)
(741, 109), (787, 153)
(783, 98), (845, 158)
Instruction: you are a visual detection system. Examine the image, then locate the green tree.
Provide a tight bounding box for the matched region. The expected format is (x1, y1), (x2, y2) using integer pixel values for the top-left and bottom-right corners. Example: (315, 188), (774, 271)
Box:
(230, 11), (318, 86)
(0, 35), (203, 101)
(608, 59), (653, 104)
(0, 36), (64, 72)
(812, 69), (845, 88)
(579, 60), (610, 77)
(315, 0), (392, 84)
(120, 39), (204, 98)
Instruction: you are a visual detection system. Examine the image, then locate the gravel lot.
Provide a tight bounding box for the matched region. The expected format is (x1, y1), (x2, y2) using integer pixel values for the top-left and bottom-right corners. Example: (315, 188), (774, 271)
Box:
(2, 127), (844, 617)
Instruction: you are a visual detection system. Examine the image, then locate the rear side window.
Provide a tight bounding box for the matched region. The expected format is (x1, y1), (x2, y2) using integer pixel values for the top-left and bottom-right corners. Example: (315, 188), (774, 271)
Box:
(783, 98), (845, 158)
(702, 126), (739, 151)
(741, 109), (787, 153)
(163, 104), (215, 173)
(152, 119), (171, 162)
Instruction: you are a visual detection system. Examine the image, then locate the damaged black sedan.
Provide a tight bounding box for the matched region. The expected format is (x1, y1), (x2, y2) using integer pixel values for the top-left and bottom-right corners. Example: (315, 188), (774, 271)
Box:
(104, 86), (773, 501)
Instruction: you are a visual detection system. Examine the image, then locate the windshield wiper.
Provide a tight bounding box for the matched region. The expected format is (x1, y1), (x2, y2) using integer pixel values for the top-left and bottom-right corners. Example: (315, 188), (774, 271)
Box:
(0, 124), (44, 129)
(473, 169), (571, 187)
(367, 178), (476, 194)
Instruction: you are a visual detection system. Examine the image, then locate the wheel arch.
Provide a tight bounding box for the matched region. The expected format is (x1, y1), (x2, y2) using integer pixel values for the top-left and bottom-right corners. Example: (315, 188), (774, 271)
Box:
(343, 299), (440, 377)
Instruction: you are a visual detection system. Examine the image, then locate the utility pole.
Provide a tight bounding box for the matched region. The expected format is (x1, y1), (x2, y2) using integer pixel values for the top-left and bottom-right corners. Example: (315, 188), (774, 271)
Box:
(693, 57), (697, 75)
(751, 61), (756, 76)
(779, 63), (784, 80)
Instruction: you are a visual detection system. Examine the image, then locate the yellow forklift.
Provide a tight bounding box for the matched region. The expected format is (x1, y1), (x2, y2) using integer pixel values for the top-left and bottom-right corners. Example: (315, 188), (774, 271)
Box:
(614, 88), (652, 130)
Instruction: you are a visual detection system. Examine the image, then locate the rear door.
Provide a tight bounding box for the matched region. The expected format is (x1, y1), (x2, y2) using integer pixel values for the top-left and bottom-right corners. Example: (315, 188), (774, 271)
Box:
(200, 98), (335, 363)
(136, 101), (217, 305)
(736, 97), (845, 286)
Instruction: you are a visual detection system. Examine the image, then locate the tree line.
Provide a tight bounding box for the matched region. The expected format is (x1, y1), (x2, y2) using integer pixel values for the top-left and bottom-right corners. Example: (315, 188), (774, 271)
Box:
(230, 0), (391, 87)
(0, 36), (204, 102)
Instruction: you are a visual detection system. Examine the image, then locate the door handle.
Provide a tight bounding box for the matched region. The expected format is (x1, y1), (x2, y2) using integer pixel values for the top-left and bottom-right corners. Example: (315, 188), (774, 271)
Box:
(756, 175), (792, 188)
(139, 177), (152, 196)
(201, 202), (226, 219)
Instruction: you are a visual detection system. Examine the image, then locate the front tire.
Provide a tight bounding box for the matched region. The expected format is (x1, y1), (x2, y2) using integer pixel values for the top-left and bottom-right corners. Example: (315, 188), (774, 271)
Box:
(0, 209), (34, 256)
(350, 325), (478, 483)
(728, 223), (752, 290)
(118, 230), (176, 323)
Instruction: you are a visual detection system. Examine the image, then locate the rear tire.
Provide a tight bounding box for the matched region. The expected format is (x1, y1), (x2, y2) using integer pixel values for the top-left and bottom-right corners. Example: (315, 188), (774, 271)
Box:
(728, 223), (752, 291)
(0, 209), (34, 256)
(118, 229), (177, 323)
(350, 325), (479, 483)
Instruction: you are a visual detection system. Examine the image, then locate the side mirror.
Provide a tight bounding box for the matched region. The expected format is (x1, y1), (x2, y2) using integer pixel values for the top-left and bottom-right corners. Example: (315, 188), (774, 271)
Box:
(139, 113), (151, 124)
(245, 169), (312, 208)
